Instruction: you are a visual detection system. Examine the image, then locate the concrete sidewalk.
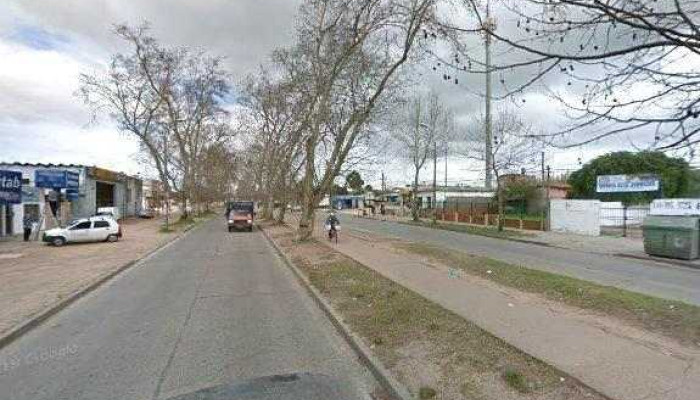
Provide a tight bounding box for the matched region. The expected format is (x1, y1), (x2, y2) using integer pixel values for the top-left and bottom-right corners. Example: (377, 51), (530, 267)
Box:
(309, 216), (700, 400)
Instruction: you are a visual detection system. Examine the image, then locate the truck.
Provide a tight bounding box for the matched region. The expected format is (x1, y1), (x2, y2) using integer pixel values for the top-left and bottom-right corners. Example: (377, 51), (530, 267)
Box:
(226, 201), (255, 232)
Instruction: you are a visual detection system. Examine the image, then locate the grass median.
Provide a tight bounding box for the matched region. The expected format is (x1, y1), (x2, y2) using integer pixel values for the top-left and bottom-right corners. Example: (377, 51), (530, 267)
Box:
(159, 211), (216, 233)
(399, 220), (535, 240)
(269, 227), (604, 400)
(395, 242), (700, 347)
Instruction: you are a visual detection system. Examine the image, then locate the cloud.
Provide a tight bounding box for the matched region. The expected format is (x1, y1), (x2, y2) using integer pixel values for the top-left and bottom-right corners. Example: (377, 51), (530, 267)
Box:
(0, 40), (87, 125)
(0, 0), (302, 175)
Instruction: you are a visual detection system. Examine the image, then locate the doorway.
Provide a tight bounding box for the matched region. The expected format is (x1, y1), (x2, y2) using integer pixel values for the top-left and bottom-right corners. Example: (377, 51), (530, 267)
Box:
(96, 181), (115, 210)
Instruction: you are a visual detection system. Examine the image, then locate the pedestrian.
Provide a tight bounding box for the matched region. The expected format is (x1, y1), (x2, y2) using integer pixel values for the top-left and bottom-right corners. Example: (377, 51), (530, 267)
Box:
(23, 214), (35, 242)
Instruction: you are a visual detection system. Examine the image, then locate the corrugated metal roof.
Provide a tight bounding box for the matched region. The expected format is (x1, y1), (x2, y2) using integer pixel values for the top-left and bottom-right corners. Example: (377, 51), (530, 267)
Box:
(0, 162), (87, 168)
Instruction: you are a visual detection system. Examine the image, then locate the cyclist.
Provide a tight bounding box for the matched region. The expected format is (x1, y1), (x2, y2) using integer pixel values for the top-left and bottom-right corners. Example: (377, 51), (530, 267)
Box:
(325, 212), (340, 240)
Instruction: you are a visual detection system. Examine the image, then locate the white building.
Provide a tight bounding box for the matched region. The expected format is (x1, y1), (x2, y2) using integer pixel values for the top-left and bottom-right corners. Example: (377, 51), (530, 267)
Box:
(0, 163), (143, 238)
(414, 185), (495, 209)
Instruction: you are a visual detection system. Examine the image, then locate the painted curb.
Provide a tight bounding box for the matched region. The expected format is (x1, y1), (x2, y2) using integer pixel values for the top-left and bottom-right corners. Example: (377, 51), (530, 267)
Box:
(260, 225), (413, 400)
(0, 218), (209, 351)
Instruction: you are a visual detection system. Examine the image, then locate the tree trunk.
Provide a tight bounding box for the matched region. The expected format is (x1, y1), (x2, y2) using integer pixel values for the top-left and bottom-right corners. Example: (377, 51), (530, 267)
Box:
(298, 137), (316, 241)
(497, 182), (505, 232)
(276, 201), (288, 224)
(412, 171), (420, 222)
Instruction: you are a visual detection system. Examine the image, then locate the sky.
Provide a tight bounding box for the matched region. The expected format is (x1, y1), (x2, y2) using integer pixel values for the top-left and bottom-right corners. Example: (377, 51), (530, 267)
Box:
(0, 0), (644, 187)
(0, 0), (301, 176)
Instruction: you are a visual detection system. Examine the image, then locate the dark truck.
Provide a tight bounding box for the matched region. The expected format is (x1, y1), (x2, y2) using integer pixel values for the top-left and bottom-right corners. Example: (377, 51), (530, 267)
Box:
(226, 201), (255, 232)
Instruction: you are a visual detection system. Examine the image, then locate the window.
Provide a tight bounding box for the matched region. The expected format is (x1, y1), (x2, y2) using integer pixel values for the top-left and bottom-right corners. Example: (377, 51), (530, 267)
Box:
(94, 221), (110, 228)
(70, 221), (92, 230)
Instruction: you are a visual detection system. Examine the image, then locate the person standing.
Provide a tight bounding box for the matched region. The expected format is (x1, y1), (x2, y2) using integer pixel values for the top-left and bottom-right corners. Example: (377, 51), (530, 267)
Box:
(23, 214), (35, 242)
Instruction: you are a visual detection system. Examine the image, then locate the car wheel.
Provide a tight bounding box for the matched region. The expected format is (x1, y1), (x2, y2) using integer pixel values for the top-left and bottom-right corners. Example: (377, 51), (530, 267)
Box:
(107, 234), (119, 243)
(52, 237), (66, 247)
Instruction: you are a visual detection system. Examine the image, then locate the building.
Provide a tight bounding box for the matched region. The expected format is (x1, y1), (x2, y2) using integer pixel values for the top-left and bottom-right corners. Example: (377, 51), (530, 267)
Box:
(330, 194), (365, 209)
(142, 179), (165, 212)
(0, 163), (143, 237)
(414, 185), (496, 209)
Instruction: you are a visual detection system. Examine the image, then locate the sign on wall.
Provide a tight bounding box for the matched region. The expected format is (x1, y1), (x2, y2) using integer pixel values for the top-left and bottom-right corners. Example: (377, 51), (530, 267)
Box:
(66, 171), (80, 200)
(35, 170), (69, 188)
(596, 174), (660, 193)
(0, 170), (22, 204)
(650, 199), (700, 216)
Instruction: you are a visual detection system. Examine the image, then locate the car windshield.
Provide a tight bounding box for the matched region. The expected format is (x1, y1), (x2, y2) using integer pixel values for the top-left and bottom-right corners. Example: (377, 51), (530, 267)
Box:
(3, 2), (697, 400)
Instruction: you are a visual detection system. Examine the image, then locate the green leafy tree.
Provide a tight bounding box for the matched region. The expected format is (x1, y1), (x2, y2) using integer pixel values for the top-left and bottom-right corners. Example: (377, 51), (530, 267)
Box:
(568, 152), (690, 204)
(346, 171), (365, 193)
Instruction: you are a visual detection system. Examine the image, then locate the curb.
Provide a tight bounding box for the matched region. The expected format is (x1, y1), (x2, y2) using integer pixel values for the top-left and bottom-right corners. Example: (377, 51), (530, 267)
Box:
(259, 224), (413, 400)
(614, 252), (700, 270)
(0, 218), (208, 351)
(392, 219), (700, 268)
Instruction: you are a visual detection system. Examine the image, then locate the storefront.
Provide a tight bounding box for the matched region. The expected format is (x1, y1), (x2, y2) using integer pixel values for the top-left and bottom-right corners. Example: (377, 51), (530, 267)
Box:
(0, 163), (143, 237)
(0, 170), (22, 237)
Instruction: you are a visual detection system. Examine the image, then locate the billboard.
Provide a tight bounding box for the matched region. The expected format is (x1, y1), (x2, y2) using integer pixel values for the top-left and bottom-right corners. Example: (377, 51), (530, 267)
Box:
(596, 174), (660, 193)
(650, 199), (700, 216)
(0, 170), (22, 204)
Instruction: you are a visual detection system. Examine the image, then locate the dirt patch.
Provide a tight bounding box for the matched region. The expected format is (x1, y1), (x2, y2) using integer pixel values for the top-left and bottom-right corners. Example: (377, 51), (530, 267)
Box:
(264, 224), (606, 400)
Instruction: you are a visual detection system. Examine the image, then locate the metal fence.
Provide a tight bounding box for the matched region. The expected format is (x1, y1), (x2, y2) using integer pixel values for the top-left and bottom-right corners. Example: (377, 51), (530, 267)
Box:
(599, 204), (650, 238)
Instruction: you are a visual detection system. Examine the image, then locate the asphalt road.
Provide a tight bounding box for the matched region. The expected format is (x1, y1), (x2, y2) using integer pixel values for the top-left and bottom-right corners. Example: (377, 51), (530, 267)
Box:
(0, 219), (376, 400)
(341, 216), (700, 306)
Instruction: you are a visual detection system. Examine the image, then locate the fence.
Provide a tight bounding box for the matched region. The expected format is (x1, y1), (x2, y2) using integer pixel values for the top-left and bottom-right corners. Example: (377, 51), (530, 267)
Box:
(599, 203), (650, 238)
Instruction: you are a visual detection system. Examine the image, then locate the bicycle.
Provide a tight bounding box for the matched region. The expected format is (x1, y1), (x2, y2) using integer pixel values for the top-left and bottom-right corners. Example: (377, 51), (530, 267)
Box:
(326, 224), (339, 244)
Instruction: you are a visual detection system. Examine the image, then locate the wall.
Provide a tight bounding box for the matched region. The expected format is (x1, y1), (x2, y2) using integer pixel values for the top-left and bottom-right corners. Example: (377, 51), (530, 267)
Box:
(549, 199), (601, 236)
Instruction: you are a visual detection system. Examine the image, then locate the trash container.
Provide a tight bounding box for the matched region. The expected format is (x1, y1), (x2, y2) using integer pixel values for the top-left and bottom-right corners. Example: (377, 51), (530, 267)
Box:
(643, 216), (700, 260)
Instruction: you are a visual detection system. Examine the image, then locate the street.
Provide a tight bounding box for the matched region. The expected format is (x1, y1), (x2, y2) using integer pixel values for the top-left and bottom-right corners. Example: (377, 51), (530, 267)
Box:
(0, 219), (376, 400)
(341, 216), (700, 306)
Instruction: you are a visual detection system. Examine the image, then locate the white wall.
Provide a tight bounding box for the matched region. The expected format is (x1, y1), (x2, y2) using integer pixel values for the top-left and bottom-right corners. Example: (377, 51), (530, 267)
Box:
(550, 199), (601, 236)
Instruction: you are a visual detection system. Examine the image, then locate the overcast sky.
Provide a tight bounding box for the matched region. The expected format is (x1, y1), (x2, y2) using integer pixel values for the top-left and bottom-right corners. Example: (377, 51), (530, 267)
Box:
(0, 0), (634, 188)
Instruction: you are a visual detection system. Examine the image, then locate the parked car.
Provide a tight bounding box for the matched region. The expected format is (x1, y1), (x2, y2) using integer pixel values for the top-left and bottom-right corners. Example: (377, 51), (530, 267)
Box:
(43, 216), (122, 246)
(96, 206), (121, 221)
(139, 208), (156, 219)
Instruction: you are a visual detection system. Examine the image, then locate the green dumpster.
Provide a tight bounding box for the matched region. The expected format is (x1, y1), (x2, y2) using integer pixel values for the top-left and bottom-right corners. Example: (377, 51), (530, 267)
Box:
(643, 216), (700, 260)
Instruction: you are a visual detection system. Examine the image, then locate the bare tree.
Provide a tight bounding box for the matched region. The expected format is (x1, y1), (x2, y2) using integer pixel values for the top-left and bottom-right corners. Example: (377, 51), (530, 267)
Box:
(432, 0), (700, 151)
(459, 108), (537, 231)
(239, 70), (305, 221)
(80, 23), (232, 221)
(394, 93), (443, 221)
(280, 0), (435, 240)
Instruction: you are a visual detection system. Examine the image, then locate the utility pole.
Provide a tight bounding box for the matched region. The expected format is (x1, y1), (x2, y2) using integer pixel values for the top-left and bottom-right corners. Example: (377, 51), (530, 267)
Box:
(484, 0), (494, 190)
(444, 139), (448, 208)
(432, 139), (437, 223)
(540, 151), (545, 229)
(546, 164), (551, 231)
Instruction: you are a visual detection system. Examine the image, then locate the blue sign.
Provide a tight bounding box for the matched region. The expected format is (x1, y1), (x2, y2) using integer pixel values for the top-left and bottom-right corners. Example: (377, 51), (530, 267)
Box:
(0, 170), (22, 204)
(65, 171), (80, 200)
(66, 171), (79, 189)
(35, 170), (68, 188)
(66, 188), (80, 201)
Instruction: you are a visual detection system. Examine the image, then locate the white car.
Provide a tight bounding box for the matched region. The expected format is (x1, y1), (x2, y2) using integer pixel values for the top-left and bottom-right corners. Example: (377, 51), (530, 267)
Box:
(43, 216), (122, 246)
(96, 206), (121, 221)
